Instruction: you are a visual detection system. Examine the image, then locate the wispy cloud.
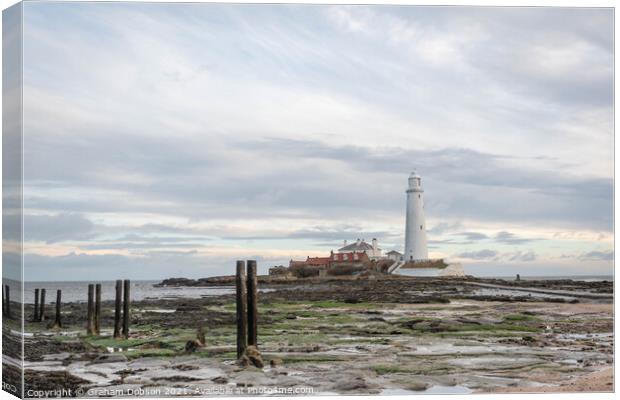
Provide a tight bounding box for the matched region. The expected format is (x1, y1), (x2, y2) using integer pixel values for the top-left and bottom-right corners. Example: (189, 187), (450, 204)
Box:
(578, 250), (614, 261)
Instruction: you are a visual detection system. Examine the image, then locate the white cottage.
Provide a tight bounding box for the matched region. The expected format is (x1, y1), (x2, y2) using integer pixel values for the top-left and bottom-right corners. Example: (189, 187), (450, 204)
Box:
(337, 238), (383, 260)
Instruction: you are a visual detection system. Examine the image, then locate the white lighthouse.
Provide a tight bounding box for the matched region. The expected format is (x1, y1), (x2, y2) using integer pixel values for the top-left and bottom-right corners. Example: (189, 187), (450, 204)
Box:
(404, 171), (428, 261)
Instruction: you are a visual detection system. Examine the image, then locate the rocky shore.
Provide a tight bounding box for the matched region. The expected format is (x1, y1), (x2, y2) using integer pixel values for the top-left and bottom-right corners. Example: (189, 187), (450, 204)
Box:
(3, 275), (613, 396)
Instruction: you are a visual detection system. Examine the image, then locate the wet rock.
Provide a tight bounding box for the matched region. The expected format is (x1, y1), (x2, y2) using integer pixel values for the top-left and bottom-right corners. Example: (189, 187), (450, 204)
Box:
(184, 339), (204, 353)
(172, 364), (199, 371)
(405, 381), (429, 391)
(237, 355), (251, 367)
(176, 304), (202, 312)
(91, 353), (128, 364)
(344, 297), (360, 304)
(244, 345), (264, 368)
(152, 375), (201, 383)
(212, 376), (228, 384)
(522, 336), (536, 344)
(24, 337), (95, 362)
(270, 358), (283, 367)
(456, 318), (482, 325)
(400, 318), (426, 329)
(332, 376), (372, 392)
(25, 370), (91, 395)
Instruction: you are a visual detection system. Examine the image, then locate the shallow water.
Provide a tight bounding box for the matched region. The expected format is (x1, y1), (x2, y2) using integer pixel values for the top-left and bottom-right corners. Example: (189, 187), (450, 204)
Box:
(19, 281), (235, 304)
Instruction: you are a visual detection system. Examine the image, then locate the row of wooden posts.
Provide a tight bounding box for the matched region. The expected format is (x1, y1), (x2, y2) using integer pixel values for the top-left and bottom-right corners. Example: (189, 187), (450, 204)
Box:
(31, 288), (62, 328)
(236, 260), (258, 358)
(85, 280), (131, 338)
(2, 280), (132, 339)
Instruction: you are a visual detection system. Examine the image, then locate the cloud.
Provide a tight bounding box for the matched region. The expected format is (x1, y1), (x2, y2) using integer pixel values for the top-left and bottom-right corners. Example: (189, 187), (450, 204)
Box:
(14, 4), (613, 279)
(454, 232), (488, 241)
(24, 213), (95, 243)
(428, 222), (462, 235)
(578, 250), (613, 261)
(507, 250), (537, 262)
(455, 249), (537, 262)
(493, 231), (539, 245)
(222, 225), (396, 242)
(23, 250), (287, 281)
(456, 249), (498, 260)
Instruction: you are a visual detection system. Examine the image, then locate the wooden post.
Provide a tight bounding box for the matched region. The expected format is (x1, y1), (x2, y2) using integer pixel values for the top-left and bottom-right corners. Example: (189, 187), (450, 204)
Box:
(2, 285), (5, 316)
(52, 290), (62, 328)
(94, 284), (102, 335)
(122, 280), (130, 339)
(33, 288), (40, 322)
(87, 284), (95, 335)
(39, 289), (46, 322)
(113, 280), (122, 338)
(235, 261), (247, 358)
(247, 260), (258, 347)
(4, 285), (10, 319)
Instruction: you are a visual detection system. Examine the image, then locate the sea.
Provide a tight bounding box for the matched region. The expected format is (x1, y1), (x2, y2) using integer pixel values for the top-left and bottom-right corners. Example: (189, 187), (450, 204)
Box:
(4, 274), (613, 305)
(7, 280), (235, 305)
(395, 268), (613, 282)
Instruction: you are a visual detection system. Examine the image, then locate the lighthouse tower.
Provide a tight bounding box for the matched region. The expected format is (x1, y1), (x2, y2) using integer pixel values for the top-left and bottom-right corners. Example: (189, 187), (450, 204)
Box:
(404, 171), (428, 261)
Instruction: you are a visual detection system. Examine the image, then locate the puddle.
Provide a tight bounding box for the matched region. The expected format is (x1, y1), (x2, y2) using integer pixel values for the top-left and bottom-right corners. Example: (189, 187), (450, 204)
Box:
(106, 347), (134, 353)
(382, 385), (472, 395)
(24, 360), (65, 371)
(557, 332), (613, 340)
(42, 352), (72, 361)
(11, 330), (33, 337)
(57, 330), (81, 337)
(449, 355), (543, 369)
(424, 385), (472, 394)
(68, 361), (123, 385)
(405, 343), (515, 356)
(471, 288), (576, 301)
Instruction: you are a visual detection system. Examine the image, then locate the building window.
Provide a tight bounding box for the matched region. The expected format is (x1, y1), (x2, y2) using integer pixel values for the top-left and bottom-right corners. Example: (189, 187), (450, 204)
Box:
(418, 194), (420, 198)
(420, 225), (423, 230)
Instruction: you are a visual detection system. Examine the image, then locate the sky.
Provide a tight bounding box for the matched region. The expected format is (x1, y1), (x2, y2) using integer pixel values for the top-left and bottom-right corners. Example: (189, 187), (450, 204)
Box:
(8, 3), (614, 280)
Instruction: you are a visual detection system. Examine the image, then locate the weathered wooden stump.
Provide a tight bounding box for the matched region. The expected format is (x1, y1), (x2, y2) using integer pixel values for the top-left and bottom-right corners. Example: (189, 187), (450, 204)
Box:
(247, 260), (258, 347)
(52, 290), (62, 329)
(39, 289), (46, 322)
(4, 285), (10, 319)
(113, 280), (122, 339)
(94, 284), (102, 335)
(236, 260), (248, 359)
(87, 284), (95, 335)
(122, 280), (130, 339)
(33, 288), (40, 322)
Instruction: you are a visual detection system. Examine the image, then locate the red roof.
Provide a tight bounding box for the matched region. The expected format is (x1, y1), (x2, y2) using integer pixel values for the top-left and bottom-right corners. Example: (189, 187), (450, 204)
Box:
(306, 256), (331, 266)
